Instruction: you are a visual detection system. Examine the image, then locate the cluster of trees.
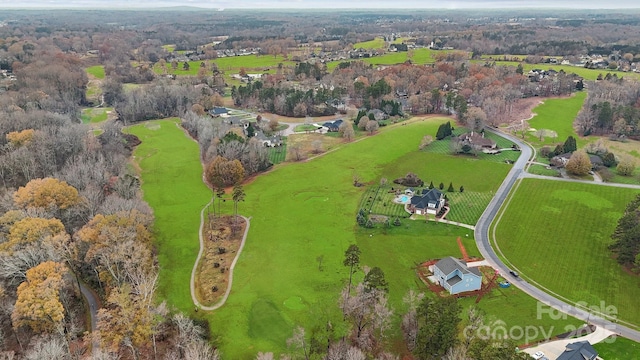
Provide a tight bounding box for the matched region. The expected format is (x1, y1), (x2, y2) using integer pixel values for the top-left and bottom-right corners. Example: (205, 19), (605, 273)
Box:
(575, 77), (640, 136)
(232, 80), (345, 117)
(436, 121), (454, 140)
(610, 194), (640, 269)
(0, 31), (222, 358)
(182, 112), (273, 178)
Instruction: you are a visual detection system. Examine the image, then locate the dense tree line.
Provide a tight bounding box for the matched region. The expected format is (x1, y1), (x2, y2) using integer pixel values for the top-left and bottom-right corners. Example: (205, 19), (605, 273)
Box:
(610, 194), (640, 269)
(575, 77), (640, 136)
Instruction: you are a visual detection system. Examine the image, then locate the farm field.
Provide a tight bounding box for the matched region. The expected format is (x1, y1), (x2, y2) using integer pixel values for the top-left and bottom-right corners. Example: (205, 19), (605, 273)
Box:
(129, 116), (583, 358)
(493, 178), (640, 326)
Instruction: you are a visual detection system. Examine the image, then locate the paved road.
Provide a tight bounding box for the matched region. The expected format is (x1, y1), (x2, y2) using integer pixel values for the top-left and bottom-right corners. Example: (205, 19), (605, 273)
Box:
(475, 129), (640, 342)
(79, 280), (99, 332)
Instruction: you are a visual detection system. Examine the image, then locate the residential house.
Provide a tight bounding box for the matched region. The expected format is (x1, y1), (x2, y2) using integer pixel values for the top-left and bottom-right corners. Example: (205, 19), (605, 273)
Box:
(432, 257), (482, 295)
(367, 109), (388, 121)
(551, 153), (572, 167)
(589, 155), (604, 169)
(254, 131), (283, 147)
(209, 107), (230, 118)
(556, 341), (598, 360)
(323, 119), (343, 132)
(457, 131), (497, 149)
(409, 188), (445, 216)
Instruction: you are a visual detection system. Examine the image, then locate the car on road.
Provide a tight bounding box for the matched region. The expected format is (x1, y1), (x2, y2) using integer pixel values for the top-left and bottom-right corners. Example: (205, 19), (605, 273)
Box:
(509, 270), (519, 278)
(531, 351), (545, 360)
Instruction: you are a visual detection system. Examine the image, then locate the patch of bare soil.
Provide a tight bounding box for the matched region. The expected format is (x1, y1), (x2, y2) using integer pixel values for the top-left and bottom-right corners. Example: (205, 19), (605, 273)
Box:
(195, 215), (246, 306)
(498, 97), (544, 128)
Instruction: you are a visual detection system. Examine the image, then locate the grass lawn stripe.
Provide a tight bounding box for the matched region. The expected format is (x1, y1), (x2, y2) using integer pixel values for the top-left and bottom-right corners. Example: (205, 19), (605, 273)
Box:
(495, 178), (640, 326)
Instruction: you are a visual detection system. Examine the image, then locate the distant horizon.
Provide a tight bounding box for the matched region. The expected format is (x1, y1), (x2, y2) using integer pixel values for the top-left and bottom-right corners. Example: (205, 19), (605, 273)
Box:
(2, 0), (640, 10)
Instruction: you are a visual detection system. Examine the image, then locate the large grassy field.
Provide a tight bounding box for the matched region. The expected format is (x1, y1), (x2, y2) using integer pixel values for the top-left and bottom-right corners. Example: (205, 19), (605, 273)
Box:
(472, 60), (640, 81)
(354, 37), (385, 49)
(326, 48), (445, 71)
(154, 55), (294, 77)
(525, 92), (586, 146)
(126, 119), (212, 310)
(130, 117), (582, 358)
(493, 178), (640, 326)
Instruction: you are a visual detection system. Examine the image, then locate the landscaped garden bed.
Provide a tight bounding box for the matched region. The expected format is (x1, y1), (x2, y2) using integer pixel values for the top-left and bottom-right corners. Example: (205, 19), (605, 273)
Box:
(195, 214), (247, 306)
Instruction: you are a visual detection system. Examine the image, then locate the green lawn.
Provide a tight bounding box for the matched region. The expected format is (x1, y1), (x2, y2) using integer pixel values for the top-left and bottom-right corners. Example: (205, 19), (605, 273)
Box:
(423, 128), (521, 164)
(126, 119), (212, 313)
(528, 164), (560, 177)
(80, 107), (111, 124)
(130, 117), (581, 358)
(493, 179), (640, 327)
(327, 48), (446, 72)
(268, 139), (287, 165)
(86, 65), (105, 79)
(293, 124), (320, 132)
(154, 55), (294, 77)
(593, 337), (640, 360)
(525, 92), (587, 148)
(471, 60), (640, 81)
(354, 37), (385, 49)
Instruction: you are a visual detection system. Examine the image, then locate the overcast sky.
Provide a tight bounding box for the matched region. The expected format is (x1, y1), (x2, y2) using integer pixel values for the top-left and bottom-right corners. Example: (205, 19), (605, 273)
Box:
(2, 0), (640, 9)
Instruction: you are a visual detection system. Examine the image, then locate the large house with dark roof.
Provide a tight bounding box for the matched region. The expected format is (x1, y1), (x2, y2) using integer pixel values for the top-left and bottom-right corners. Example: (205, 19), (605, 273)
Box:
(432, 257), (482, 295)
(408, 188), (445, 216)
(457, 131), (497, 149)
(323, 119), (343, 132)
(556, 341), (598, 360)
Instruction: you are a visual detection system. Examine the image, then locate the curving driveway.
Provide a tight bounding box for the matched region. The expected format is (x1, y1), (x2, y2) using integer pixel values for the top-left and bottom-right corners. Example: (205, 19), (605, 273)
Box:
(475, 128), (640, 342)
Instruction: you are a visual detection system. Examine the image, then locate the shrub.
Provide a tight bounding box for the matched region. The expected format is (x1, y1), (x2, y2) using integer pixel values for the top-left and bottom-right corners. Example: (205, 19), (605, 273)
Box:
(459, 186), (464, 193)
(565, 150), (592, 176)
(617, 156), (636, 176)
(447, 182), (455, 192)
(603, 152), (617, 167)
(439, 182), (444, 190)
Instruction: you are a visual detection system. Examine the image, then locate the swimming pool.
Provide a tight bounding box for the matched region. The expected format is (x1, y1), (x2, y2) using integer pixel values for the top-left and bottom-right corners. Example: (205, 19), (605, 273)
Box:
(400, 195), (409, 202)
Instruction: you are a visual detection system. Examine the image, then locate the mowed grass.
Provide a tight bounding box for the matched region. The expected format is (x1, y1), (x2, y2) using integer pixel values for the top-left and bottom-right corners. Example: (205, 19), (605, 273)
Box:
(494, 179), (640, 326)
(424, 128), (521, 164)
(327, 48), (447, 71)
(472, 60), (640, 81)
(86, 65), (105, 79)
(154, 55), (294, 77)
(130, 116), (578, 357)
(80, 107), (111, 124)
(354, 37), (385, 49)
(526, 92), (587, 148)
(126, 118), (212, 310)
(593, 337), (640, 360)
